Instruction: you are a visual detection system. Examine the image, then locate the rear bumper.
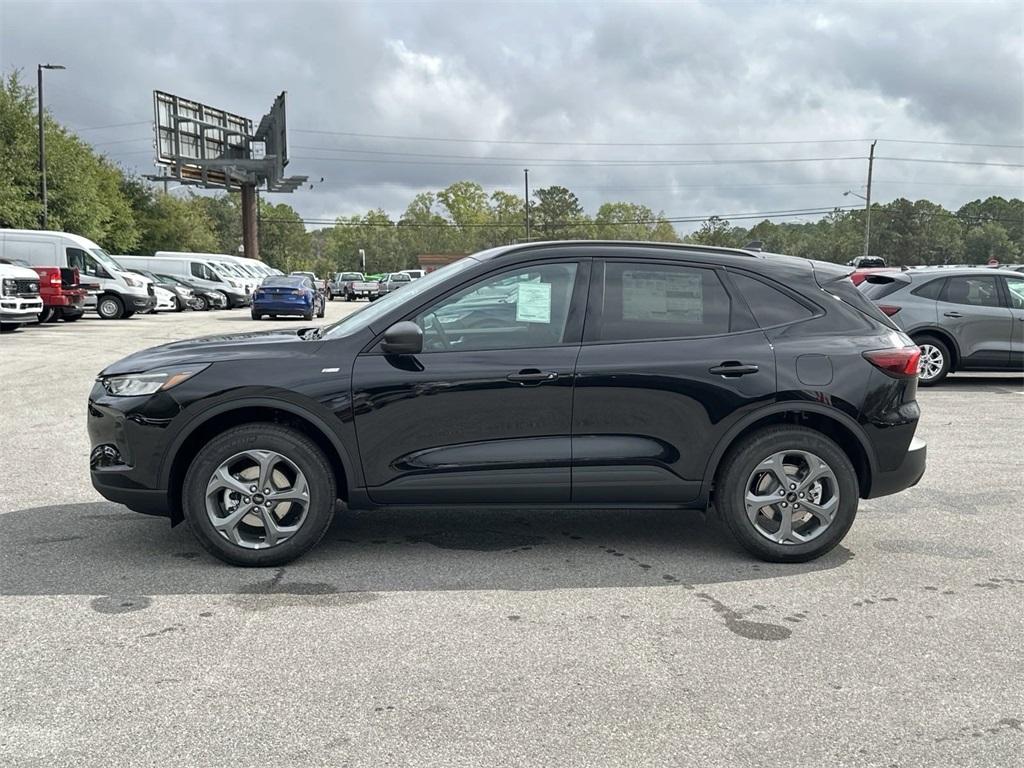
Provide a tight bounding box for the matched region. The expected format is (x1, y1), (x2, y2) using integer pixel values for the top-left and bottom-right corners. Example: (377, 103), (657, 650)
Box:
(866, 436), (926, 498)
(253, 299), (313, 315)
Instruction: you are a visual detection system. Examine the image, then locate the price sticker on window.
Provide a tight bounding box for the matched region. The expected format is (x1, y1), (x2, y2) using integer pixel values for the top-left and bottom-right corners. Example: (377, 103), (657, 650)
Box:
(516, 282), (552, 324)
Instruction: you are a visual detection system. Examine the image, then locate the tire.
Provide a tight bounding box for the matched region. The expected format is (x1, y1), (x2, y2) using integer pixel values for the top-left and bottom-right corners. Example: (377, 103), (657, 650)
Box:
(39, 307), (58, 324)
(96, 294), (125, 320)
(915, 335), (950, 386)
(182, 423), (337, 566)
(251, 310), (262, 320)
(61, 310), (82, 322)
(216, 291), (231, 309)
(193, 295), (209, 312)
(173, 296), (183, 312)
(0, 323), (18, 333)
(316, 302), (325, 319)
(345, 293), (353, 302)
(327, 291), (334, 302)
(304, 309), (314, 321)
(716, 426), (859, 563)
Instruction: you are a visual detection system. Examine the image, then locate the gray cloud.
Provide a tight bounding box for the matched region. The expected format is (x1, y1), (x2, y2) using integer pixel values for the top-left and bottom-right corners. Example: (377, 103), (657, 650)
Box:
(2, 0), (1021, 231)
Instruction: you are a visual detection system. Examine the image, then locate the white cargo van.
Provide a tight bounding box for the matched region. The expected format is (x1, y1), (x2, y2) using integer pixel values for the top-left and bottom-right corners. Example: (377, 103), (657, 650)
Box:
(0, 261), (44, 331)
(130, 252), (251, 308)
(0, 229), (154, 319)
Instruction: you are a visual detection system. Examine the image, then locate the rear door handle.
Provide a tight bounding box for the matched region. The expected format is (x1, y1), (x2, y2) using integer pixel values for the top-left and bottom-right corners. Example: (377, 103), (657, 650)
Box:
(708, 362), (760, 377)
(507, 369), (559, 385)
(943, 311), (963, 318)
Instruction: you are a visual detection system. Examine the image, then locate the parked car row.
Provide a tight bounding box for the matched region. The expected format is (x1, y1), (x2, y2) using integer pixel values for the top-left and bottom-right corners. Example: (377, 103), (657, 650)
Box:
(0, 228), (281, 333)
(325, 269), (422, 302)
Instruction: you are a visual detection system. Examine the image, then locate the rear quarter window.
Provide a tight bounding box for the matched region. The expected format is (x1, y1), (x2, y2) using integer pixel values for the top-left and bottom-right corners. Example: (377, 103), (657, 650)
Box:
(910, 278), (944, 300)
(729, 271), (815, 327)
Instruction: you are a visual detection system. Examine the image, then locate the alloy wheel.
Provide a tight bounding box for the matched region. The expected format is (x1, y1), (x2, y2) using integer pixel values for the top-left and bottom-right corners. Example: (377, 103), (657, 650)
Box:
(205, 450), (310, 549)
(918, 344), (944, 382)
(744, 450), (839, 545)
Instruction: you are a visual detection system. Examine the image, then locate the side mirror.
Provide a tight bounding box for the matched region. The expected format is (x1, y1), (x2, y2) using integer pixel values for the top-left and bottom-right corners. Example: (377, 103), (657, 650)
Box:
(380, 321), (423, 355)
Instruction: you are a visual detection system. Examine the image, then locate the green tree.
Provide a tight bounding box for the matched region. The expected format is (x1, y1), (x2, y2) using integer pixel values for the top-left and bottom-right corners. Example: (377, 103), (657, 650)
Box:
(532, 185), (586, 239)
(964, 221), (1013, 263)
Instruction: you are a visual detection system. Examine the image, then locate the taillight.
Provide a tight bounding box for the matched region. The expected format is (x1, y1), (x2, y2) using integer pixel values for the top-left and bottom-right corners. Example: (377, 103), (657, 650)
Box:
(292, 289), (304, 295)
(863, 347), (921, 378)
(50, 272), (61, 286)
(877, 304), (901, 316)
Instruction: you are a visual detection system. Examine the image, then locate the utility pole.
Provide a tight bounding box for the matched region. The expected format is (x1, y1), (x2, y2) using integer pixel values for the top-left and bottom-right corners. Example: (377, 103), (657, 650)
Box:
(37, 63), (65, 229)
(863, 139), (876, 257)
(241, 183), (259, 261)
(523, 168), (531, 241)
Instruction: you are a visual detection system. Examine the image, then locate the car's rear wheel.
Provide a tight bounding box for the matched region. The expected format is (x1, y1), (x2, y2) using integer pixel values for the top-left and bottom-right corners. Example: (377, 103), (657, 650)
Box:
(193, 295), (209, 311)
(183, 424), (337, 566)
(251, 310), (262, 320)
(915, 335), (950, 386)
(97, 294), (124, 320)
(716, 426), (858, 563)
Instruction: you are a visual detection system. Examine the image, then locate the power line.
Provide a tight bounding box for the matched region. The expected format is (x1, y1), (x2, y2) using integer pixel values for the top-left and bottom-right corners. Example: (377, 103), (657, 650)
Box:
(68, 120), (150, 132)
(876, 157), (1024, 168)
(292, 154), (871, 168)
(293, 128), (1024, 151)
(260, 205), (861, 229)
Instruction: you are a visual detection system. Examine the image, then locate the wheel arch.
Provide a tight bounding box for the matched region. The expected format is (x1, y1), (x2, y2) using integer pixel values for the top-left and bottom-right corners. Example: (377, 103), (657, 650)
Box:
(703, 404), (876, 502)
(908, 326), (960, 371)
(162, 398), (354, 525)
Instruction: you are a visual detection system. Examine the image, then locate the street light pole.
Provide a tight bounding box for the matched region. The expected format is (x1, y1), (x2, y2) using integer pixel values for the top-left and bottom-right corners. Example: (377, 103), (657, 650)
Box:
(37, 63), (65, 230)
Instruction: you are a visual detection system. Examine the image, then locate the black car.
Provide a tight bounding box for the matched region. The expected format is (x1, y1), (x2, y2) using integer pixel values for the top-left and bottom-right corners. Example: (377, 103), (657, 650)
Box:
(88, 242), (926, 566)
(154, 273), (225, 311)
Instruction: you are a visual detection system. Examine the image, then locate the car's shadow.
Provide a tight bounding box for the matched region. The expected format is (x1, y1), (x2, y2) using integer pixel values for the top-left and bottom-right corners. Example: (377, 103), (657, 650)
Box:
(0, 502), (850, 596)
(928, 374), (1023, 391)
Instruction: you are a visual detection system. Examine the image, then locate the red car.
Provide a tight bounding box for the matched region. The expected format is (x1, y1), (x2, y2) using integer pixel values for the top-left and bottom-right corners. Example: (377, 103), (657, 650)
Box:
(21, 263), (86, 322)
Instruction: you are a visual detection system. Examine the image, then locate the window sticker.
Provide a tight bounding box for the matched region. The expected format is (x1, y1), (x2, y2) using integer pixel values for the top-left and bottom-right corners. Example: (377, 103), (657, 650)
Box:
(622, 270), (703, 322)
(516, 281), (552, 324)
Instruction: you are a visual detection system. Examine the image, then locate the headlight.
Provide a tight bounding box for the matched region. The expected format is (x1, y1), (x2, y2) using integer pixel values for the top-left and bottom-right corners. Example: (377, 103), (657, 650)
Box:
(100, 365), (209, 397)
(1, 278), (14, 296)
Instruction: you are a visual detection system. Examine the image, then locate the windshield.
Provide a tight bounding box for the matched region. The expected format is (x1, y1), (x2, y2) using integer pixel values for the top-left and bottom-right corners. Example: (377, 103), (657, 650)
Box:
(322, 257), (478, 339)
(91, 248), (126, 272)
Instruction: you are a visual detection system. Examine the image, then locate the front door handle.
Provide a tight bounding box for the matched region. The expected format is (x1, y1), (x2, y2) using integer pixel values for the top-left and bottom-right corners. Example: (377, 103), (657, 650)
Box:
(708, 362), (760, 377)
(507, 369), (559, 385)
(943, 311), (964, 318)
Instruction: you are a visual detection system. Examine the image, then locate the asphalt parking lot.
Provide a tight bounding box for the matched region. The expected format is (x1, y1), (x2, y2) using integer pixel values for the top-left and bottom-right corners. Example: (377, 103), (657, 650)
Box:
(1, 306), (1022, 768)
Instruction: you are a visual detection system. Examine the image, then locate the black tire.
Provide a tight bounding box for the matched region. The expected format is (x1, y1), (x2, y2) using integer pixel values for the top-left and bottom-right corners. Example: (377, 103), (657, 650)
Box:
(327, 291), (334, 302)
(173, 296), (183, 312)
(716, 426), (859, 563)
(39, 307), (58, 324)
(193, 295), (209, 312)
(304, 309), (314, 321)
(316, 301), (325, 319)
(96, 294), (124, 320)
(61, 310), (82, 322)
(251, 310), (262, 320)
(216, 291), (231, 309)
(0, 323), (18, 333)
(345, 293), (353, 302)
(182, 423), (337, 567)
(914, 334), (950, 386)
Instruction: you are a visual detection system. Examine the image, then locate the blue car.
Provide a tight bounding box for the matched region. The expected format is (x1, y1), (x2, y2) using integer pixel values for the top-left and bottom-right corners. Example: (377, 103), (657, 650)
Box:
(251, 276), (325, 320)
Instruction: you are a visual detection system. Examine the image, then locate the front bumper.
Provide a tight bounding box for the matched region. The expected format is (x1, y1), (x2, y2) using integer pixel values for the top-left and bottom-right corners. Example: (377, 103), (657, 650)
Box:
(866, 436), (926, 498)
(1, 296), (43, 324)
(129, 294), (156, 312)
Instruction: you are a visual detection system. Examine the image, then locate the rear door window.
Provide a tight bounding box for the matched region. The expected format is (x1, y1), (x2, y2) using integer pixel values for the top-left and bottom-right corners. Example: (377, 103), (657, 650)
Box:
(1004, 277), (1024, 310)
(941, 276), (1000, 307)
(594, 262), (731, 341)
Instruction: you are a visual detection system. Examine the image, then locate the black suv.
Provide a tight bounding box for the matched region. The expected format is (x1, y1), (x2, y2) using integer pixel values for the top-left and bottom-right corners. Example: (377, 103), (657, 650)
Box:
(88, 242), (926, 566)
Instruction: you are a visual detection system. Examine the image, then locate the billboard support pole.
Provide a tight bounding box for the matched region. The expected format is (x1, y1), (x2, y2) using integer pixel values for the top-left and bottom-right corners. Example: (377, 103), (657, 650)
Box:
(241, 183), (259, 262)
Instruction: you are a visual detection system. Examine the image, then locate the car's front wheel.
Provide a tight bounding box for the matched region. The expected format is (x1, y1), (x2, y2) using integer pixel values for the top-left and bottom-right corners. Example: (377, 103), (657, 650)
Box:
(716, 426), (858, 563)
(182, 424), (337, 566)
(96, 294), (125, 320)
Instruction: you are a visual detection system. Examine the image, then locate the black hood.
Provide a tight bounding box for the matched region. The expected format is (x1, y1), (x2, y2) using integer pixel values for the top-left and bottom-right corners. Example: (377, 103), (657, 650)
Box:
(100, 327), (321, 376)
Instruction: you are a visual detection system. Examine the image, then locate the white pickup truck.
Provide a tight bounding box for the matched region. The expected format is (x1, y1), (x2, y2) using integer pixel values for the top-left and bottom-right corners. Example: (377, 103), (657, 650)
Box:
(349, 278), (380, 301)
(0, 262), (44, 332)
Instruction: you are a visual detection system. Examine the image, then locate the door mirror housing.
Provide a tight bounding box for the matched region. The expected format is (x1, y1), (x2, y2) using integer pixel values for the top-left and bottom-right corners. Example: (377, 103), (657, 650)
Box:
(381, 321), (423, 355)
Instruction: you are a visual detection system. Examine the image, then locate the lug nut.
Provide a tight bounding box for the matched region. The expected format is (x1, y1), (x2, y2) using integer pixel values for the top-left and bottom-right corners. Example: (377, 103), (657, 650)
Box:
(244, 497), (250, 503)
(794, 503), (800, 509)
(790, 483), (797, 490)
(781, 502), (788, 508)
(264, 488), (271, 494)
(799, 492), (805, 498)
(779, 489), (786, 495)
(250, 485), (257, 492)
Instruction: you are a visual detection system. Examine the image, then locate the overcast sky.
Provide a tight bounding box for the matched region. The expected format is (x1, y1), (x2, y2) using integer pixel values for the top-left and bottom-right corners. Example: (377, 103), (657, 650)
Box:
(2, 0), (1022, 230)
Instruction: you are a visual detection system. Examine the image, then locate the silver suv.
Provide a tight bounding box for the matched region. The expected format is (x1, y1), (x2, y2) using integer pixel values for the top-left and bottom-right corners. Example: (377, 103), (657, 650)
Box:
(860, 267), (1024, 385)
